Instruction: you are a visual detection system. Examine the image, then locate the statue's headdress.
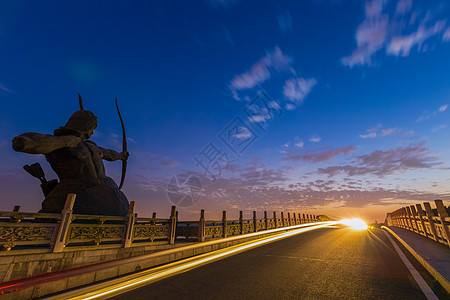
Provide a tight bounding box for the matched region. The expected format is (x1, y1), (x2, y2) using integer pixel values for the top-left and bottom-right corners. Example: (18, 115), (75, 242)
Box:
(54, 94), (98, 139)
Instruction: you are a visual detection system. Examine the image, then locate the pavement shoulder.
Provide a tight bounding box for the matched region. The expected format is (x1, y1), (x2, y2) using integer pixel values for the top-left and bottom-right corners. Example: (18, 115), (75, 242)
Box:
(383, 226), (450, 293)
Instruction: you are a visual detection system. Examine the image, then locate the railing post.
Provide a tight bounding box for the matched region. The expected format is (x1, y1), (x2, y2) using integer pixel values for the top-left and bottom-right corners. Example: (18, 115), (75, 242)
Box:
(401, 208), (408, 229)
(293, 213), (297, 225)
(222, 211), (227, 238)
(53, 194), (76, 253)
(396, 209), (401, 227)
(239, 211), (244, 234)
(409, 206), (420, 234)
(273, 211), (277, 228)
(435, 200), (450, 247)
(423, 202), (438, 241)
(264, 211), (268, 230)
(168, 205), (177, 245)
(287, 212), (291, 226)
(198, 209), (205, 242)
(10, 205), (21, 222)
(302, 213), (305, 223)
(281, 212), (285, 227)
(402, 208), (411, 230)
(415, 204), (429, 238)
(253, 211), (257, 232)
(405, 206), (417, 233)
(123, 201), (136, 248)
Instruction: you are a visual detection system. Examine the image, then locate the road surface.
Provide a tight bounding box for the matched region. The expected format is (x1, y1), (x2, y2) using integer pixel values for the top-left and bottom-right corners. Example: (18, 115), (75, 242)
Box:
(111, 226), (431, 299)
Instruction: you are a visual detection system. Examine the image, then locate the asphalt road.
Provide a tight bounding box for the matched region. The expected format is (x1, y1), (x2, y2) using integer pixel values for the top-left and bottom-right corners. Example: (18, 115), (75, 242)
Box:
(111, 226), (428, 300)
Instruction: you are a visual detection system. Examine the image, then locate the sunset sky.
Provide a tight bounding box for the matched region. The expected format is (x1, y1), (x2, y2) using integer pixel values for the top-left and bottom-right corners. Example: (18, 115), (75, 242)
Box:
(1, 0), (449, 222)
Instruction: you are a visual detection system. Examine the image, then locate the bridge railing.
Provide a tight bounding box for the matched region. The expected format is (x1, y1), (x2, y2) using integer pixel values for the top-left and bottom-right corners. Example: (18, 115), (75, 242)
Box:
(0, 194), (320, 252)
(386, 199), (450, 248)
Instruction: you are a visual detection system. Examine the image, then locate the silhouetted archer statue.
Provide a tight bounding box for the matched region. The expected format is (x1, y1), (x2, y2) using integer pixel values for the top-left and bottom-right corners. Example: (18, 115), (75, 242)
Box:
(12, 94), (130, 216)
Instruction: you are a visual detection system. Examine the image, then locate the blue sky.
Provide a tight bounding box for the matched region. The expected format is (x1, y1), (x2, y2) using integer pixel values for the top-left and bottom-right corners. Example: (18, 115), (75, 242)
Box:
(1, 0), (449, 222)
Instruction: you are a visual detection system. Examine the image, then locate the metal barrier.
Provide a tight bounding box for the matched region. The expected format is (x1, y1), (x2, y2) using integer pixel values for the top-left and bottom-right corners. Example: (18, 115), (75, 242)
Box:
(386, 199), (450, 248)
(0, 193), (320, 252)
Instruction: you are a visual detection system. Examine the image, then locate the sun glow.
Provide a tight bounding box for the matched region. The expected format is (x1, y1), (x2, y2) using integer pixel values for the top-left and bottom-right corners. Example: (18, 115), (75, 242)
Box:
(340, 218), (368, 230)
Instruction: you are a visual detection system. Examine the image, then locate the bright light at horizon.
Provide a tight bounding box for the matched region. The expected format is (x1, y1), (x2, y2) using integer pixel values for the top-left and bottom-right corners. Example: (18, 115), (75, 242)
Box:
(340, 218), (368, 230)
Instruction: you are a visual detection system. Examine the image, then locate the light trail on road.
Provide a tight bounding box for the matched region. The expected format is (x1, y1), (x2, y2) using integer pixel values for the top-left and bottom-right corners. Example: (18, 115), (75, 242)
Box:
(47, 221), (337, 300)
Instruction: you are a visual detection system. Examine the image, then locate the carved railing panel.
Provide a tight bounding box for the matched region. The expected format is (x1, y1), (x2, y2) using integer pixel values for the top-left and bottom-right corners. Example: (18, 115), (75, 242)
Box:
(242, 222), (254, 233)
(67, 224), (125, 245)
(0, 223), (57, 250)
(204, 225), (223, 238)
(227, 224), (241, 235)
(267, 219), (275, 229)
(256, 220), (266, 231)
(133, 224), (170, 242)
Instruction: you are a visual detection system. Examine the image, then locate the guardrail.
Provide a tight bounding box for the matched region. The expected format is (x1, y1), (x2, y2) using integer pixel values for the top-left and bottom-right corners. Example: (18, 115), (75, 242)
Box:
(0, 194), (320, 252)
(386, 199), (450, 247)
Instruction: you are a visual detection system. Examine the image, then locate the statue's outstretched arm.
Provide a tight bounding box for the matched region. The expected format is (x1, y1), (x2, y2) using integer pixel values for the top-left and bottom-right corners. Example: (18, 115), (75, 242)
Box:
(12, 133), (81, 154)
(100, 147), (128, 162)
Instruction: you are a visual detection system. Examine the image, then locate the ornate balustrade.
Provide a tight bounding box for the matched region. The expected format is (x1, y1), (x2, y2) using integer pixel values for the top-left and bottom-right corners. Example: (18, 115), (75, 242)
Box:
(386, 199), (450, 247)
(0, 194), (320, 252)
(0, 211), (60, 251)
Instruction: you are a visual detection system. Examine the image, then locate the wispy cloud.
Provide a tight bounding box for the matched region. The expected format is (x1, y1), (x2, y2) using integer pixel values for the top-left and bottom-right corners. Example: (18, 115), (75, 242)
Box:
(283, 146), (356, 163)
(431, 124), (447, 132)
(318, 142), (441, 177)
(342, 0), (449, 67)
(360, 132), (377, 139)
(233, 126), (252, 139)
(395, 0), (412, 15)
(359, 124), (402, 138)
(277, 10), (293, 35)
(146, 152), (181, 169)
(283, 77), (317, 103)
(380, 127), (398, 136)
(387, 20), (446, 56)
(0, 83), (12, 94)
(417, 103), (448, 122)
(222, 25), (234, 45)
(285, 103), (297, 111)
(309, 135), (322, 143)
(108, 133), (123, 150)
(229, 47), (293, 100)
(402, 130), (414, 136)
(294, 139), (304, 148)
(444, 28), (450, 41)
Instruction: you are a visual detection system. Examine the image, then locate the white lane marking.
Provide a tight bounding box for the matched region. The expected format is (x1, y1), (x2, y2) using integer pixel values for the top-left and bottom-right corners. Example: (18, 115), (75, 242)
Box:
(383, 230), (439, 300)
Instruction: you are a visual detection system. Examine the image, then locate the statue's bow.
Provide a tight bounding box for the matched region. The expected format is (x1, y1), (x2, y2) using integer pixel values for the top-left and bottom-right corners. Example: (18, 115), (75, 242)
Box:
(115, 98), (127, 189)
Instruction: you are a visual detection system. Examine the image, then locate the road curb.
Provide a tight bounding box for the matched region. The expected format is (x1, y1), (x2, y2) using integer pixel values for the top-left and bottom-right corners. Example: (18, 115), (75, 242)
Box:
(382, 226), (450, 293)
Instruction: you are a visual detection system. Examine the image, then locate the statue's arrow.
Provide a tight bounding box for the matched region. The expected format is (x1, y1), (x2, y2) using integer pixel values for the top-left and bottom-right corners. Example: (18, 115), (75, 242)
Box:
(115, 97), (127, 189)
